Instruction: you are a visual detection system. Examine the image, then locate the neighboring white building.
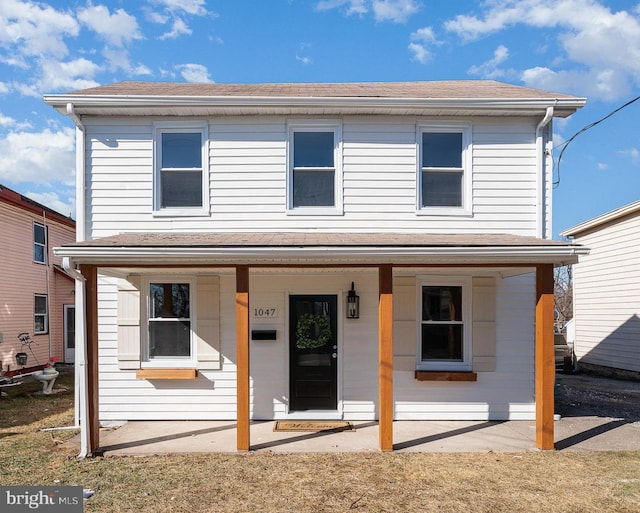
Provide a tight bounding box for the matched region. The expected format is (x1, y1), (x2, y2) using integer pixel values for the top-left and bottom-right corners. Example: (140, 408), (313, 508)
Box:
(45, 80), (586, 455)
(562, 200), (640, 377)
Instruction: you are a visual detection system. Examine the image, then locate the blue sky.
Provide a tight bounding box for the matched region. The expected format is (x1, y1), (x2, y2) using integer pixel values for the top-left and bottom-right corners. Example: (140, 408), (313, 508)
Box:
(1, 0), (639, 238)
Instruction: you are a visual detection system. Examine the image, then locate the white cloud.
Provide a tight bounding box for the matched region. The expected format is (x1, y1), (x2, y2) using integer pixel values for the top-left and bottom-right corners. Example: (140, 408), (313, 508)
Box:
(152, 0), (209, 16)
(468, 45), (511, 78)
(0, 82), (9, 94)
(176, 63), (212, 83)
(0, 113), (14, 127)
(0, 0), (79, 60)
(316, 0), (368, 16)
(597, 162), (608, 170)
(372, 0), (420, 22)
(445, 0), (640, 100)
(316, 0), (419, 22)
(619, 147), (640, 163)
(296, 55), (312, 65)
(77, 5), (142, 47)
(24, 190), (75, 219)
(37, 58), (101, 94)
(408, 26), (436, 63)
(159, 18), (192, 39)
(0, 127), (75, 184)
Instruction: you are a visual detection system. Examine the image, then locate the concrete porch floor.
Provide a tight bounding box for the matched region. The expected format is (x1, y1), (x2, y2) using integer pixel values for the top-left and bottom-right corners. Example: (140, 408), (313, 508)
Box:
(68, 416), (640, 456)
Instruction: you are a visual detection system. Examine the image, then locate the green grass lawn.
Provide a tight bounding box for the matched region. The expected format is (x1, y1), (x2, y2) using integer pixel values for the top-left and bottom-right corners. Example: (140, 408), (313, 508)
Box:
(1, 369), (639, 512)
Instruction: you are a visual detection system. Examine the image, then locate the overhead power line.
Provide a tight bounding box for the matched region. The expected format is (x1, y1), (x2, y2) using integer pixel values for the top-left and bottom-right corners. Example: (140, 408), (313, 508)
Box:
(554, 93), (640, 188)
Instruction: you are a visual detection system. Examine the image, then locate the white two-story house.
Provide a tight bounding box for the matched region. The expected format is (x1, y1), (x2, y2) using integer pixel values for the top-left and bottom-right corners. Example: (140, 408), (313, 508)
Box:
(45, 81), (586, 456)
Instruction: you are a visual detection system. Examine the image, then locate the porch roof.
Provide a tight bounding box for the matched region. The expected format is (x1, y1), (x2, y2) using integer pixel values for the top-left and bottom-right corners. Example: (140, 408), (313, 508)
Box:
(54, 232), (587, 267)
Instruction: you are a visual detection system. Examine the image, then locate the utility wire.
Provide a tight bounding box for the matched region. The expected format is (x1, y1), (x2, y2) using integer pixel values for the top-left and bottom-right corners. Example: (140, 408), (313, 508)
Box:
(554, 94), (640, 188)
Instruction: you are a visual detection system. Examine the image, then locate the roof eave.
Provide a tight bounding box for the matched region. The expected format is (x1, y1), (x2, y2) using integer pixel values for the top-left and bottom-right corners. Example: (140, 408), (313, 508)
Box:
(561, 200), (640, 237)
(43, 94), (586, 117)
(54, 244), (588, 266)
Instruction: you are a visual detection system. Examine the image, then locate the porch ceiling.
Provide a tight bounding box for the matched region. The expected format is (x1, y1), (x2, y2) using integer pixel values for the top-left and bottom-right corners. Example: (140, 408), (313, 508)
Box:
(54, 232), (587, 267)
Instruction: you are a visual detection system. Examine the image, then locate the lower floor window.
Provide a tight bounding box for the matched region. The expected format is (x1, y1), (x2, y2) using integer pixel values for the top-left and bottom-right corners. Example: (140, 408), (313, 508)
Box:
(34, 294), (48, 334)
(148, 282), (191, 359)
(418, 279), (470, 370)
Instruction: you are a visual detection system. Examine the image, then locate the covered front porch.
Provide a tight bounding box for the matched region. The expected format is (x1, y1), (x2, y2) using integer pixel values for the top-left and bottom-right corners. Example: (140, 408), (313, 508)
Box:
(54, 232), (586, 457)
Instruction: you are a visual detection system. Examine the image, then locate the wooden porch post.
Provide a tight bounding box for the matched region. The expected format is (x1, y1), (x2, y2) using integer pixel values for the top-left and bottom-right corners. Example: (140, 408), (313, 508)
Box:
(235, 265), (250, 451)
(378, 265), (393, 451)
(80, 264), (99, 454)
(535, 263), (555, 450)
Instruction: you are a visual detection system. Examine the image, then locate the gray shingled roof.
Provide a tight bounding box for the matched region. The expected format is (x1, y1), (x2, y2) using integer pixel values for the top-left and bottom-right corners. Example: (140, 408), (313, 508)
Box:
(66, 80), (577, 100)
(65, 232), (575, 248)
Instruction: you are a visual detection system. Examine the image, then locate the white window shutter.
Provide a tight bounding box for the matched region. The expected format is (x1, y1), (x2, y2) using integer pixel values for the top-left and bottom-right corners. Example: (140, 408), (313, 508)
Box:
(472, 277), (496, 372)
(117, 276), (141, 369)
(195, 275), (221, 369)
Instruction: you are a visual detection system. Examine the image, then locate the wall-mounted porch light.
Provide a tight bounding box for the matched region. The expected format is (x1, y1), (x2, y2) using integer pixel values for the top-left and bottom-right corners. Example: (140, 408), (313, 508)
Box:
(346, 282), (360, 319)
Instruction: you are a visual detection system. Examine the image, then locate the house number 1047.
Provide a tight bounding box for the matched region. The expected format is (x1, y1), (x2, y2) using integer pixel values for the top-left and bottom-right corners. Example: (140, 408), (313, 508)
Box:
(252, 308), (278, 318)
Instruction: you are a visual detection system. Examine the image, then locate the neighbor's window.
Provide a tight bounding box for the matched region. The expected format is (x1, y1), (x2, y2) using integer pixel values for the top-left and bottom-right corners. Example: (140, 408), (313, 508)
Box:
(154, 124), (208, 214)
(418, 278), (471, 370)
(34, 223), (46, 263)
(288, 124), (342, 213)
(419, 125), (471, 214)
(148, 282), (192, 359)
(34, 294), (48, 334)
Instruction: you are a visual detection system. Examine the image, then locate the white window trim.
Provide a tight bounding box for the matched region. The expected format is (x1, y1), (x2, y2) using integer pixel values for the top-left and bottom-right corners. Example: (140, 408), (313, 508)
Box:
(141, 276), (197, 368)
(153, 121), (210, 217)
(286, 120), (343, 216)
(34, 293), (48, 334)
(416, 275), (472, 371)
(416, 122), (472, 217)
(33, 222), (47, 264)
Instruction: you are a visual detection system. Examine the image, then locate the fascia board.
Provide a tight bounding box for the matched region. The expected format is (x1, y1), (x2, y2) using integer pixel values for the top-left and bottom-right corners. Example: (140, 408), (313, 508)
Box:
(561, 200), (640, 237)
(53, 244), (588, 266)
(43, 94), (586, 116)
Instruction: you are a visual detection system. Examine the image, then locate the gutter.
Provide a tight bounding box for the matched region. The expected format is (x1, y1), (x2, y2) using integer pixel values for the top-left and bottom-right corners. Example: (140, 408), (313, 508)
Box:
(62, 257), (89, 459)
(66, 103), (86, 242)
(536, 106), (554, 238)
(53, 244), (589, 266)
(44, 95), (587, 117)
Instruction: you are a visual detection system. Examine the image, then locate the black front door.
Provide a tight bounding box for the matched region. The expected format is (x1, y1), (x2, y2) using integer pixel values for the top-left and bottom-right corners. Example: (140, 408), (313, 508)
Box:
(289, 295), (338, 411)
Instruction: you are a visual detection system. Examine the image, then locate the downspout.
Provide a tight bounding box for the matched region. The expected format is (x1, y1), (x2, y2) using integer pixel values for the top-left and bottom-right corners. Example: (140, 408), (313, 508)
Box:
(64, 104), (89, 459)
(66, 103), (86, 242)
(536, 106), (554, 239)
(62, 257), (88, 458)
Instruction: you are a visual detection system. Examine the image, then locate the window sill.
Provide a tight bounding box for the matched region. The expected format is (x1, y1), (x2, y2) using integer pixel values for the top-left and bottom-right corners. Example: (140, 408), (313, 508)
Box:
(152, 209), (210, 218)
(414, 371), (477, 382)
(136, 368), (198, 380)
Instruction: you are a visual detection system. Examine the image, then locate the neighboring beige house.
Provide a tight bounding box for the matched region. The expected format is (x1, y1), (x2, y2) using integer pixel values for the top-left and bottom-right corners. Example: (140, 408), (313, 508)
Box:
(44, 80), (587, 456)
(0, 185), (76, 374)
(562, 200), (640, 377)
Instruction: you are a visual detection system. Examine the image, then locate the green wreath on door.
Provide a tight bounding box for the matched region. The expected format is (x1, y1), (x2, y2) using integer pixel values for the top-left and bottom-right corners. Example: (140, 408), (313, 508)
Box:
(295, 313), (332, 349)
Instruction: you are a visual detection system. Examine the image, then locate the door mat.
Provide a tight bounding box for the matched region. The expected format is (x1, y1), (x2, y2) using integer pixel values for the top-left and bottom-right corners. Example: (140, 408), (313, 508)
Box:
(273, 421), (355, 433)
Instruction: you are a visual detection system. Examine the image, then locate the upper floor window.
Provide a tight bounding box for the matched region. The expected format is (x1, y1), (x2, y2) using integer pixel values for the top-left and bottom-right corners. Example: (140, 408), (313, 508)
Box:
(418, 124), (471, 216)
(287, 122), (342, 215)
(417, 277), (471, 371)
(33, 223), (46, 264)
(154, 123), (208, 216)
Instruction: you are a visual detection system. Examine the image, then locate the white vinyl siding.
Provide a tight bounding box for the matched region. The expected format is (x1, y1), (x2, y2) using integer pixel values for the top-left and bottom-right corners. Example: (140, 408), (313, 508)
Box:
(571, 212), (640, 373)
(82, 116), (540, 238)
